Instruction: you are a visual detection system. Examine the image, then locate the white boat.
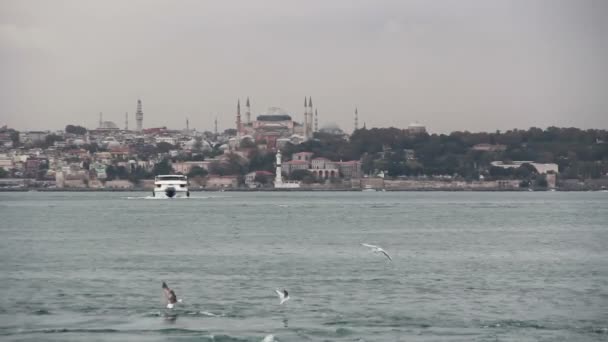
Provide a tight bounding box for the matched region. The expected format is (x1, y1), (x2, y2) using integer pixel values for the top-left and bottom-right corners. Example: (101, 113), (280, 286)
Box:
(153, 175), (190, 198)
(362, 185), (377, 192)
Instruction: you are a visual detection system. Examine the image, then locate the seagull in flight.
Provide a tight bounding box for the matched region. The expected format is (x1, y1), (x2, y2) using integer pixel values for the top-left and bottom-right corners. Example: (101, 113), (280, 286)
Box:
(275, 289), (290, 305)
(162, 281), (182, 309)
(361, 243), (393, 261)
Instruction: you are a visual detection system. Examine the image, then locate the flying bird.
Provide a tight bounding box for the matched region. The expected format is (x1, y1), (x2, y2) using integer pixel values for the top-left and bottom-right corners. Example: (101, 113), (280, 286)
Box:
(162, 281), (182, 309)
(361, 243), (392, 261)
(275, 289), (290, 305)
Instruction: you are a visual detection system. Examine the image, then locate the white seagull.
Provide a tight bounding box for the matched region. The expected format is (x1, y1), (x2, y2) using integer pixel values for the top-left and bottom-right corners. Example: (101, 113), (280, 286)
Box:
(275, 289), (290, 305)
(361, 243), (393, 261)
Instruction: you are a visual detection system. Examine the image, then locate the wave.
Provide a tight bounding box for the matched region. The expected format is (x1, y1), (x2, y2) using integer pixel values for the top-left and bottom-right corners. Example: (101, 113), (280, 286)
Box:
(18, 328), (273, 342)
(125, 196), (230, 200)
(32, 309), (52, 315)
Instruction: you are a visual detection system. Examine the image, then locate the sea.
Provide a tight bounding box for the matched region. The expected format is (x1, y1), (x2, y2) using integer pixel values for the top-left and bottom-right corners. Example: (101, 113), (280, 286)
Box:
(0, 191), (606, 341)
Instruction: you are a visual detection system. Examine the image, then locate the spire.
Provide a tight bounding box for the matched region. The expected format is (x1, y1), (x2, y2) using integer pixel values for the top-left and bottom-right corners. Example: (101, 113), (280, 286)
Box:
(136, 99), (143, 132)
(314, 109), (318, 132)
(308, 97), (312, 108)
(125, 112), (128, 130)
(236, 99), (242, 138)
(186, 118), (189, 132)
(246, 97), (251, 124)
(214, 117), (218, 135)
(303, 96), (309, 139)
(354, 107), (359, 132)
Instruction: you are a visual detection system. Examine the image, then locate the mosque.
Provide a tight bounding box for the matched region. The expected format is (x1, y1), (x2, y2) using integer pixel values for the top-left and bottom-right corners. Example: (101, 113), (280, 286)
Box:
(234, 97), (316, 149)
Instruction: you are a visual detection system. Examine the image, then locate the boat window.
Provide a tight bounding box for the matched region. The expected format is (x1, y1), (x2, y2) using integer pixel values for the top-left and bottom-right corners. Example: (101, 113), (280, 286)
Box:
(156, 176), (186, 181)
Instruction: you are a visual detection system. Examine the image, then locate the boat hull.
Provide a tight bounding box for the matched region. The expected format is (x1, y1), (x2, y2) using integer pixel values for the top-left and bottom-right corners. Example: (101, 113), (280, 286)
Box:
(153, 189), (190, 199)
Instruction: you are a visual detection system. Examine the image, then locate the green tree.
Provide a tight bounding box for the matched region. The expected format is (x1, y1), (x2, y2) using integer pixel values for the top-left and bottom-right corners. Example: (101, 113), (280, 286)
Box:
(254, 173), (271, 185)
(156, 142), (176, 153)
(152, 159), (172, 175)
(290, 169), (313, 181)
(248, 149), (275, 172)
(188, 166), (208, 178)
(106, 165), (129, 180)
(240, 138), (256, 148)
(44, 134), (64, 147)
(208, 154), (246, 176)
(9, 130), (20, 147)
(0, 167), (8, 178)
(65, 125), (87, 135)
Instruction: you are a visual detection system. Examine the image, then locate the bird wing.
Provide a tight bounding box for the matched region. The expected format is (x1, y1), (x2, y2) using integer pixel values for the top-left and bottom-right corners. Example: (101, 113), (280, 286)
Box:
(380, 249), (392, 261)
(361, 243), (378, 249)
(163, 286), (177, 303)
(275, 289), (284, 299)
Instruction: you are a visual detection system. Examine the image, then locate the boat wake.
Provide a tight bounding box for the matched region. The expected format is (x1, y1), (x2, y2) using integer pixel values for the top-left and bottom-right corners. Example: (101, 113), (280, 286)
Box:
(124, 196), (228, 200)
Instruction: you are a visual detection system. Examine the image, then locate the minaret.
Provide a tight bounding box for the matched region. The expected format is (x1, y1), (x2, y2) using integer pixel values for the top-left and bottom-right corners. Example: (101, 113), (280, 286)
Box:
(354, 107), (359, 132)
(99, 112), (103, 128)
(246, 97), (251, 124)
(314, 109), (318, 132)
(308, 97), (313, 139)
(275, 149), (283, 186)
(236, 99), (241, 139)
(186, 118), (189, 132)
(124, 112), (128, 130)
(136, 99), (143, 132)
(214, 117), (218, 135)
(303, 97), (309, 139)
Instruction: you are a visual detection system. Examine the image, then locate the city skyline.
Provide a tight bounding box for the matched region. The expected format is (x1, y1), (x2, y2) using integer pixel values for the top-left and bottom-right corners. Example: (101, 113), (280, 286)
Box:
(2, 0), (607, 132)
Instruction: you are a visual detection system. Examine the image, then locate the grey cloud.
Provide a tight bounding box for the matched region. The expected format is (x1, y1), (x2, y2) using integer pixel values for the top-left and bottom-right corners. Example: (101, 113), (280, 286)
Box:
(1, 0), (607, 132)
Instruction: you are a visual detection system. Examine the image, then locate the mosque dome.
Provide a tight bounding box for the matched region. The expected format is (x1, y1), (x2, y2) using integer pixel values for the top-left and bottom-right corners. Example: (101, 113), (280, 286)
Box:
(257, 107), (292, 121)
(320, 123), (344, 135)
(100, 121), (119, 129)
(106, 141), (121, 148)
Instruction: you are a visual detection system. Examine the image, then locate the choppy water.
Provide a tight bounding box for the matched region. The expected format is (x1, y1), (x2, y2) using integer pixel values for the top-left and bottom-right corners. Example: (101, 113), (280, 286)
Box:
(0, 191), (607, 341)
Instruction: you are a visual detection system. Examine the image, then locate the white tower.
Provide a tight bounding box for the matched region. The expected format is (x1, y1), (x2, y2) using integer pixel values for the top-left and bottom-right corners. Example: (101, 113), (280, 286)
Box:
(136, 99), (143, 132)
(275, 149), (283, 186)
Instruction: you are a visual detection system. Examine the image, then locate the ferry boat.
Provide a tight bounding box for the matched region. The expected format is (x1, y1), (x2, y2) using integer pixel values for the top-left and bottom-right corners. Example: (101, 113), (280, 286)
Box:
(153, 175), (190, 198)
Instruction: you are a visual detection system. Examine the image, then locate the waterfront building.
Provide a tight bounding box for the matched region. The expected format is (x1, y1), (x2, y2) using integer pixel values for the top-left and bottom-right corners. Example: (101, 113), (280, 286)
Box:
(281, 151), (362, 180)
(490, 161), (559, 174)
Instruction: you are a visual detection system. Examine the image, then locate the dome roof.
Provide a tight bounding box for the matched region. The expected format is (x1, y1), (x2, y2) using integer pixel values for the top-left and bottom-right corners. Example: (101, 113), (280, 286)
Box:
(100, 121), (119, 129)
(257, 107), (292, 121)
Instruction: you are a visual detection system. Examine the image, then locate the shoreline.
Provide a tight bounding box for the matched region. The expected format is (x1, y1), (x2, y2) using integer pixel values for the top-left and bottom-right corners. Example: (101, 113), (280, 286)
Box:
(0, 187), (594, 192)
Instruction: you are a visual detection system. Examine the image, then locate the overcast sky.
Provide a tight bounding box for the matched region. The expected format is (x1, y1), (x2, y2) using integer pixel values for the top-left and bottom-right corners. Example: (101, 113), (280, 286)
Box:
(1, 0), (607, 133)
